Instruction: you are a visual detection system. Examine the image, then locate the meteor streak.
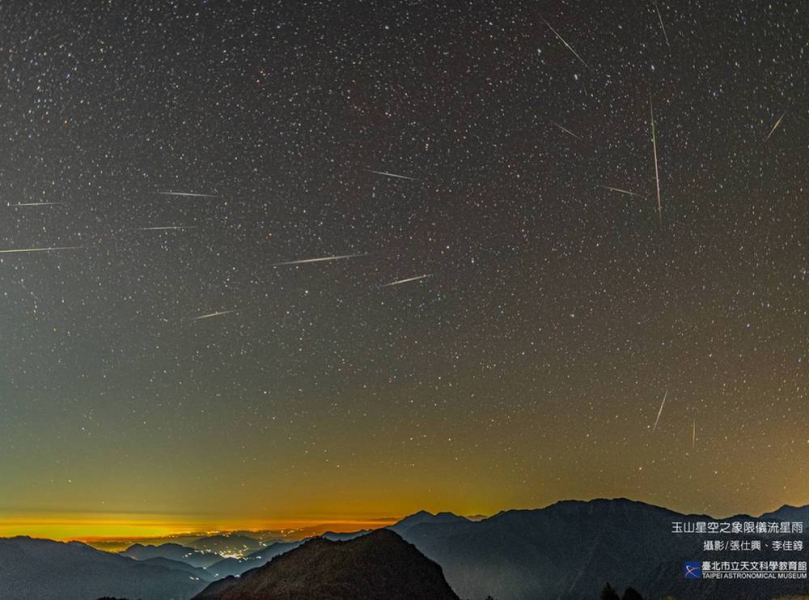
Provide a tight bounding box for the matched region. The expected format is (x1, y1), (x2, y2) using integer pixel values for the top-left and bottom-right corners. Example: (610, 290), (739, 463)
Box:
(764, 112), (785, 141)
(158, 191), (219, 198)
(650, 95), (663, 231)
(191, 309), (239, 321)
(132, 226), (197, 231)
(272, 253), (370, 266)
(551, 121), (582, 140)
(380, 274), (432, 287)
(652, 1), (671, 49)
(366, 170), (419, 181)
(0, 246), (83, 255)
(541, 17), (591, 69)
(652, 390), (667, 432)
(600, 185), (644, 198)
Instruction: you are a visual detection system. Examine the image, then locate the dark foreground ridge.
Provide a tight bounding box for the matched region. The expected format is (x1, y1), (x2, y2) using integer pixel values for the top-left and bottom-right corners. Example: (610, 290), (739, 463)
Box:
(193, 528), (460, 600)
(0, 536), (207, 600)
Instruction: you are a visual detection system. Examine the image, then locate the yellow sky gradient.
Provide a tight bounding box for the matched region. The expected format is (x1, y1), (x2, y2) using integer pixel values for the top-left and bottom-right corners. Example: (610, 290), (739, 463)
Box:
(0, 511), (398, 544)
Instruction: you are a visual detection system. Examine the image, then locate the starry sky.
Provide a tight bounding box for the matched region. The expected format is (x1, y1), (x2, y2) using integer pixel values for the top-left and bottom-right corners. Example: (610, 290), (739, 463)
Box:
(2, 0), (809, 540)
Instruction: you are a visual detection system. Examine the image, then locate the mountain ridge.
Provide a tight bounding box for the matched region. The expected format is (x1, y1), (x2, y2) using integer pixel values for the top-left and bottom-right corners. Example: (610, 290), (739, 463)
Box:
(0, 536), (207, 600)
(193, 528), (460, 600)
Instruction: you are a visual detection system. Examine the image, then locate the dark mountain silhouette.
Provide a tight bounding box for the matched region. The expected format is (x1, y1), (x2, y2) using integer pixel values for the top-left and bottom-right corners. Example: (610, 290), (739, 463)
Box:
(389, 509), (470, 536)
(760, 504), (809, 523)
(0, 536), (207, 600)
(122, 542), (222, 569)
(320, 529), (371, 541)
(138, 556), (214, 580)
(392, 498), (809, 600)
(193, 528), (460, 600)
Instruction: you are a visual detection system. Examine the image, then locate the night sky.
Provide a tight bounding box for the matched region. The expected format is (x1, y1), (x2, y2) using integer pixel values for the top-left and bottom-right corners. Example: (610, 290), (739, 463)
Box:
(2, 0), (809, 539)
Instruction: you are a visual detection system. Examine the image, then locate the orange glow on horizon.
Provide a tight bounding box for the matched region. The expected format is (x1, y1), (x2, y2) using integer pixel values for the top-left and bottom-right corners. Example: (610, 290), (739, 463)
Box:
(0, 512), (398, 544)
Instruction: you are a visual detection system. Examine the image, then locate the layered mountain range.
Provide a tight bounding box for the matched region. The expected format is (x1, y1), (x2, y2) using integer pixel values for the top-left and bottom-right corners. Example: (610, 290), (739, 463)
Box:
(2, 499), (807, 600)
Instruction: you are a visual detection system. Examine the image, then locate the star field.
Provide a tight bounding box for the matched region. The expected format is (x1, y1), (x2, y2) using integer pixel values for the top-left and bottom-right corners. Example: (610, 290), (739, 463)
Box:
(1, 0), (808, 536)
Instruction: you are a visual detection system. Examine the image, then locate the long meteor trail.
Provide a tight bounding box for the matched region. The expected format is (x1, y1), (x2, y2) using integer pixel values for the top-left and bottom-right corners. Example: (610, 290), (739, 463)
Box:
(652, 1), (671, 49)
(10, 202), (65, 207)
(272, 253), (370, 266)
(551, 121), (582, 140)
(380, 274), (433, 288)
(650, 95), (663, 231)
(652, 390), (668, 432)
(191, 309), (239, 321)
(764, 112), (785, 141)
(366, 170), (419, 181)
(132, 226), (197, 231)
(0, 246), (83, 255)
(541, 17), (591, 69)
(158, 191), (219, 198)
(600, 185), (644, 198)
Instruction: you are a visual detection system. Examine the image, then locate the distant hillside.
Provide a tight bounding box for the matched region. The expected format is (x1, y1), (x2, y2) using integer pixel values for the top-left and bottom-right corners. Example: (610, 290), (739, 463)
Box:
(760, 504), (809, 523)
(138, 556), (214, 581)
(193, 529), (460, 600)
(121, 542), (222, 569)
(0, 536), (207, 600)
(320, 529), (371, 541)
(393, 498), (809, 600)
(389, 510), (470, 536)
